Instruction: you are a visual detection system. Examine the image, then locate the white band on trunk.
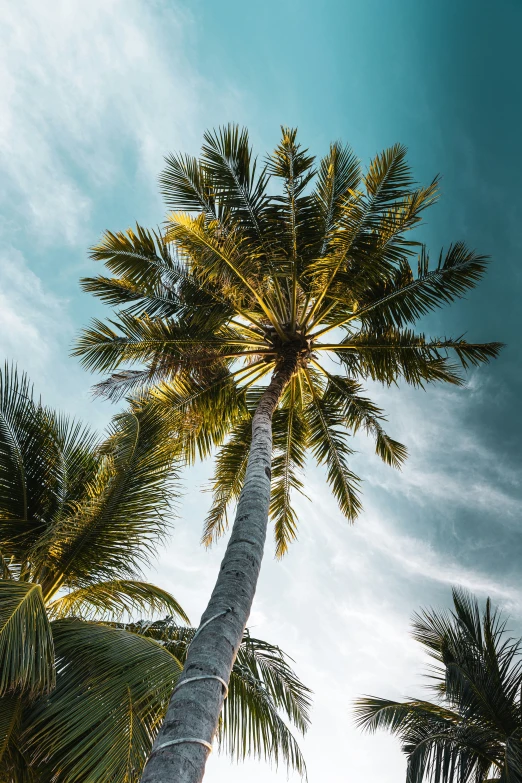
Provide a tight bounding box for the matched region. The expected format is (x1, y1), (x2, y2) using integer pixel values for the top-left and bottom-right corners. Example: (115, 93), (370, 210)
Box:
(174, 674), (229, 698)
(153, 738), (213, 754)
(189, 607), (232, 646)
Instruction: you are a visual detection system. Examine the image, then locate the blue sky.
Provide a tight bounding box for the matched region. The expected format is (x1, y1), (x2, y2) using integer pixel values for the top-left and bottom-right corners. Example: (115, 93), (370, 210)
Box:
(1, 1), (521, 780)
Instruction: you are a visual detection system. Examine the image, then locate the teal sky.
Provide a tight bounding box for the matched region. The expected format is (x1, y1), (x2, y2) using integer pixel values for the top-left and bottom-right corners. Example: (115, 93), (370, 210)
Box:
(1, 1), (521, 780)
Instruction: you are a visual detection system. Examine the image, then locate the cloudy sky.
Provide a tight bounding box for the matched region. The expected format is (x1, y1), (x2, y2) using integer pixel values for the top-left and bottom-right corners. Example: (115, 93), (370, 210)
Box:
(1, 0), (522, 780)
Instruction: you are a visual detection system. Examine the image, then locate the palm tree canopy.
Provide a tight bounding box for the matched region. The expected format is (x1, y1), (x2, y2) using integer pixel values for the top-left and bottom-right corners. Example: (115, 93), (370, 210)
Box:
(75, 125), (502, 557)
(355, 588), (522, 783)
(0, 366), (310, 782)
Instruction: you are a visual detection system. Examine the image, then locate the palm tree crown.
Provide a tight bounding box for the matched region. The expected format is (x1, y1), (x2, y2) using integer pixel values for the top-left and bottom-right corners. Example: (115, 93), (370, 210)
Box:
(0, 367), (310, 782)
(76, 125), (502, 556)
(355, 588), (522, 782)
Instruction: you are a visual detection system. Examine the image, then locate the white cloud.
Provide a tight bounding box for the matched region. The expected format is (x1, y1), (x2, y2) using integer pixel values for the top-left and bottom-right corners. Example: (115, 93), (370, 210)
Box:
(0, 248), (66, 370)
(0, 0), (240, 245)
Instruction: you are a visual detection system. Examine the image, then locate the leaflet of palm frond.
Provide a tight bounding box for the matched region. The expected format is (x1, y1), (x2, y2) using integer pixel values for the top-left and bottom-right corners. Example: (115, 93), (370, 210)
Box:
(23, 619), (181, 783)
(32, 409), (177, 596)
(0, 582), (54, 698)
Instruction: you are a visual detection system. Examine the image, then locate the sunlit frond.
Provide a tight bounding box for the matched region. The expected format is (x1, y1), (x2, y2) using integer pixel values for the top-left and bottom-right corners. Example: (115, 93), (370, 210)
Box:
(203, 417), (252, 547)
(47, 580), (189, 624)
(270, 378), (309, 558)
(32, 407), (179, 598)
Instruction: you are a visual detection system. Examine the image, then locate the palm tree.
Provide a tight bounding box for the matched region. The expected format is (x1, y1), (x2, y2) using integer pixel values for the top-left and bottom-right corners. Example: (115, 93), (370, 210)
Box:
(355, 588), (522, 782)
(75, 125), (502, 783)
(0, 366), (310, 782)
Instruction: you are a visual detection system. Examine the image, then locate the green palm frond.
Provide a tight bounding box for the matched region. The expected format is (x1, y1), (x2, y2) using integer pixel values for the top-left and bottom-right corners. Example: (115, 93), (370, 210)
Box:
(23, 619), (181, 783)
(304, 369), (361, 521)
(0, 364), (32, 526)
(32, 406), (179, 598)
(160, 152), (220, 219)
(0, 581), (54, 697)
(323, 329), (502, 388)
(317, 370), (407, 467)
(0, 368), (99, 564)
(201, 125), (268, 236)
(314, 141), (362, 256)
(353, 244), (492, 332)
(203, 417), (253, 547)
(149, 369), (250, 463)
(47, 580), (189, 624)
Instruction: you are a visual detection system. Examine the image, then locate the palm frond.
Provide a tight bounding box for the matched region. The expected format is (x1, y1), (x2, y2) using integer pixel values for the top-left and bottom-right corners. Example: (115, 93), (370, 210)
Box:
(203, 417), (252, 547)
(160, 152), (220, 219)
(23, 619), (181, 783)
(304, 369), (361, 521)
(325, 329), (502, 388)
(314, 141), (362, 256)
(317, 369), (407, 468)
(47, 580), (189, 624)
(270, 378), (309, 557)
(33, 407), (179, 597)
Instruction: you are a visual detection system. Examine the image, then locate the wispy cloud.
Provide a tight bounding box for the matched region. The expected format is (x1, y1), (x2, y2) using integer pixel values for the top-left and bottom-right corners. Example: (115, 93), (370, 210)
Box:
(0, 0), (239, 246)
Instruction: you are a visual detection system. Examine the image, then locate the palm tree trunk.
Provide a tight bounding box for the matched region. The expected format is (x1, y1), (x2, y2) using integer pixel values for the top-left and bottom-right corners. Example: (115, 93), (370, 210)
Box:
(140, 352), (299, 783)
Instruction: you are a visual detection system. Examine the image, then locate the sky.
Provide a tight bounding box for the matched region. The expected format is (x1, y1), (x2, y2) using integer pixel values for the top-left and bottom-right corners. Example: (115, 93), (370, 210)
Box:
(1, 0), (522, 780)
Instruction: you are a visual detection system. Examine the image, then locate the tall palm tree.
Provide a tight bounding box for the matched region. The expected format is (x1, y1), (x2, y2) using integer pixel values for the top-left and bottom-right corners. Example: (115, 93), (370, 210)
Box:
(75, 125), (502, 783)
(0, 366), (310, 782)
(355, 588), (522, 782)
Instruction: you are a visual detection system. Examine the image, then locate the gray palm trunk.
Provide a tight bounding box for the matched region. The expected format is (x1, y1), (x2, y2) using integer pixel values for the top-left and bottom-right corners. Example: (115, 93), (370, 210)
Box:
(140, 352), (299, 783)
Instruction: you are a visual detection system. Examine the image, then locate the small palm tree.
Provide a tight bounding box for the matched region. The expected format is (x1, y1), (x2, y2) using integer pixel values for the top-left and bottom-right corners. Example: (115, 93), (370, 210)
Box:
(75, 125), (501, 783)
(355, 588), (522, 782)
(0, 366), (310, 782)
